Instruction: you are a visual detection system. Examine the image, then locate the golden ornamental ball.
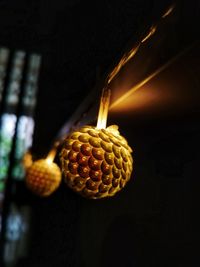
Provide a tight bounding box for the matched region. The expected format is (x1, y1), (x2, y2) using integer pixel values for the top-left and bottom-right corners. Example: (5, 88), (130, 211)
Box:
(26, 159), (62, 197)
(59, 125), (133, 199)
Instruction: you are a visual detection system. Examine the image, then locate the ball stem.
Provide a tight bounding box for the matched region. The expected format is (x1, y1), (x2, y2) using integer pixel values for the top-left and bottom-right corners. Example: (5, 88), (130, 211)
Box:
(96, 88), (111, 129)
(46, 148), (57, 164)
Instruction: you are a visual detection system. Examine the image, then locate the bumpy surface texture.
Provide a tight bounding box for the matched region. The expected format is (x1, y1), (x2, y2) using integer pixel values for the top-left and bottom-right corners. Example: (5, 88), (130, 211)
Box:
(26, 159), (61, 197)
(60, 125), (133, 199)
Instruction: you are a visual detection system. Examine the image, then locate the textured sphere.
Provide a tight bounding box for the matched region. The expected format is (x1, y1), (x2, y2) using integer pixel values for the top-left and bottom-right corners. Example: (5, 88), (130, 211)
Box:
(26, 159), (61, 197)
(59, 125), (133, 199)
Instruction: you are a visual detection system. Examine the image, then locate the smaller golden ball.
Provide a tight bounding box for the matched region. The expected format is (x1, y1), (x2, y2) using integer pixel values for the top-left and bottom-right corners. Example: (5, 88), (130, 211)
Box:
(26, 159), (61, 197)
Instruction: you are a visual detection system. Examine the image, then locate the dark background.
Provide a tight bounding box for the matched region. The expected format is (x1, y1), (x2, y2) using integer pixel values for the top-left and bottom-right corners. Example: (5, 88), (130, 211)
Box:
(1, 0), (200, 266)
(0, 0), (173, 155)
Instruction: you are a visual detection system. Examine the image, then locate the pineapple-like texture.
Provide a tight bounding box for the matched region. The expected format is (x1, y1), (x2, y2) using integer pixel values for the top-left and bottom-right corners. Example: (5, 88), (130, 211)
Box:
(26, 159), (61, 197)
(60, 125), (133, 199)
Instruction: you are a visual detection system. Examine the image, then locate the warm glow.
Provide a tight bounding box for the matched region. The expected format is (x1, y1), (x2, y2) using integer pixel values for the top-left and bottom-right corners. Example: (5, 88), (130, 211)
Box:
(107, 24), (157, 85)
(141, 26), (157, 43)
(46, 149), (57, 164)
(107, 45), (139, 84)
(96, 88), (111, 129)
(109, 54), (178, 111)
(162, 4), (175, 18)
(104, 4), (175, 88)
(106, 22), (157, 85)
